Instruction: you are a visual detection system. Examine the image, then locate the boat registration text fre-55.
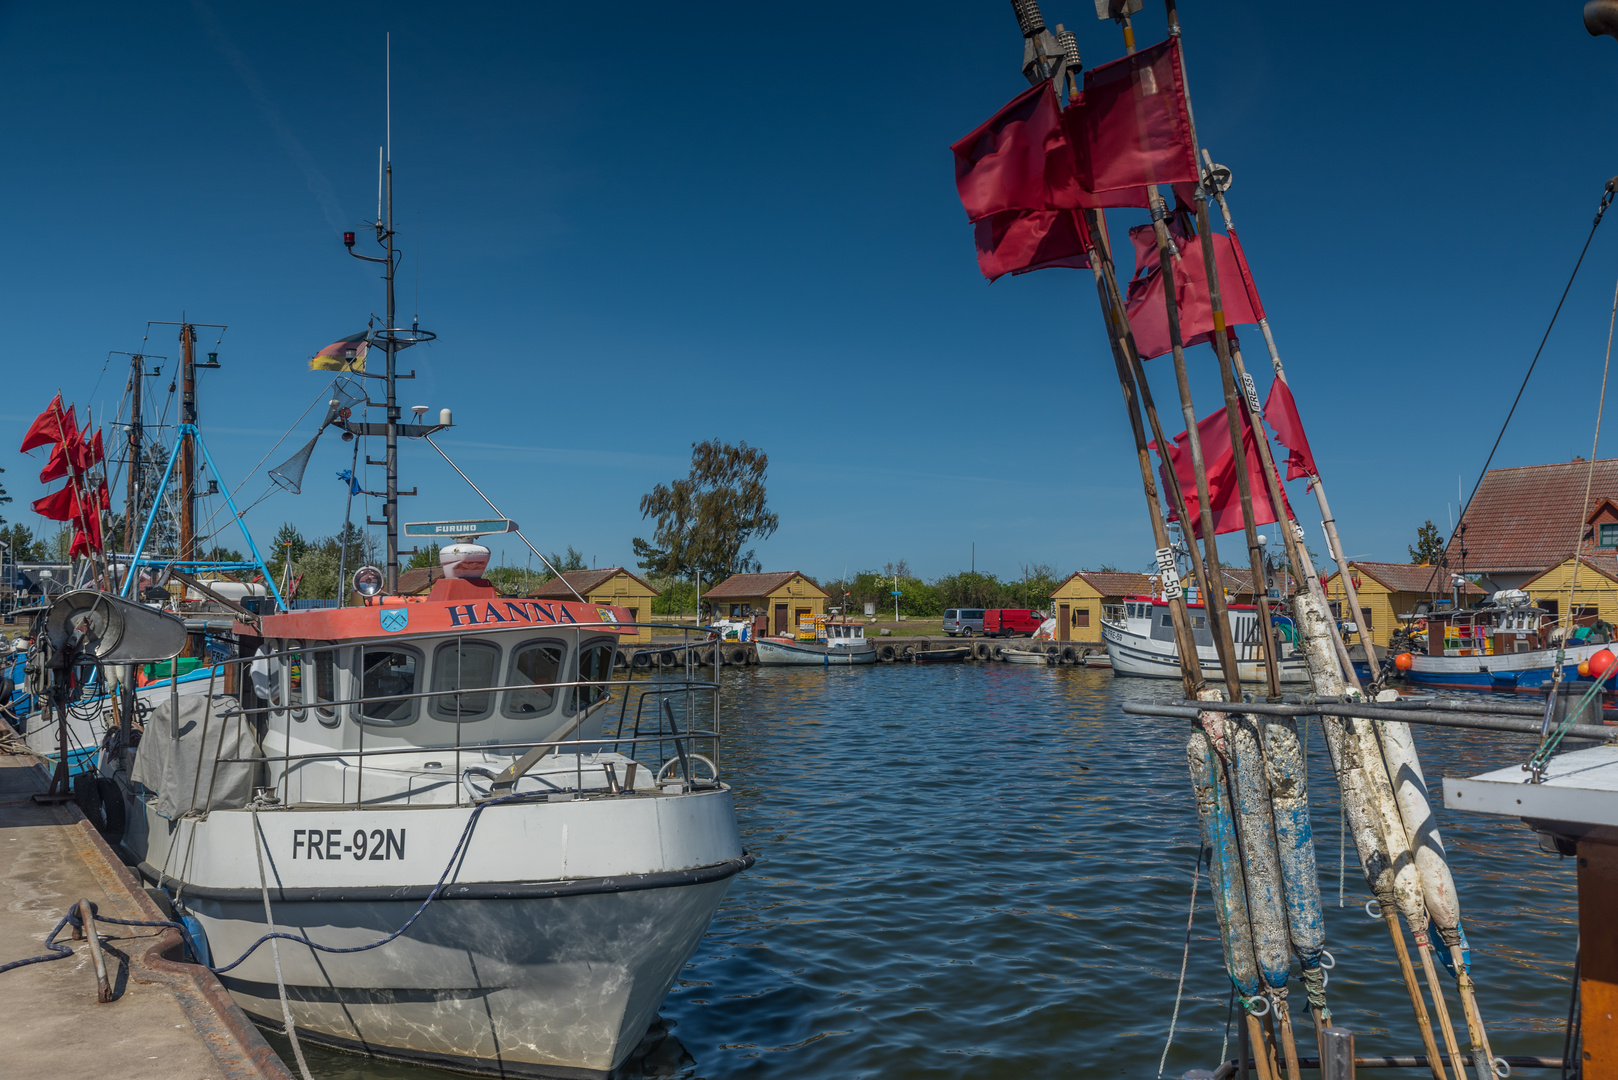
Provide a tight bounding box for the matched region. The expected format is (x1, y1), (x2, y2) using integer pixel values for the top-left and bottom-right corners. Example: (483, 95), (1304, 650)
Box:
(292, 828), (406, 860)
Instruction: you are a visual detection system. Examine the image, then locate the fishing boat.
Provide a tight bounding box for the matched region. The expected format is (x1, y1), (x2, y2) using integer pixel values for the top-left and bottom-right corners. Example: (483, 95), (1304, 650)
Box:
(754, 617), (876, 665)
(1405, 589), (1618, 693)
(1101, 595), (1312, 683)
(103, 539), (750, 1078)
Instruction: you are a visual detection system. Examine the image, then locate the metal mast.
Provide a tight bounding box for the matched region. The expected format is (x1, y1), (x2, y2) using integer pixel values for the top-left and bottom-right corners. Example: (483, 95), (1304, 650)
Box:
(123, 353), (144, 555)
(178, 323), (197, 563)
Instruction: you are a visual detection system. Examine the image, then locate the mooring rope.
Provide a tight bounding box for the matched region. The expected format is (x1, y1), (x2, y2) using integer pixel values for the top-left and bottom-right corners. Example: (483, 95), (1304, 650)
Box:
(1156, 848), (1203, 1079)
(253, 807), (314, 1080)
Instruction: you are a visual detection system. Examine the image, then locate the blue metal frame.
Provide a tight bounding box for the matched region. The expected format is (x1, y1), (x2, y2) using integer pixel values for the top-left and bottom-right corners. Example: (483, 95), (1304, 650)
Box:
(120, 423), (286, 610)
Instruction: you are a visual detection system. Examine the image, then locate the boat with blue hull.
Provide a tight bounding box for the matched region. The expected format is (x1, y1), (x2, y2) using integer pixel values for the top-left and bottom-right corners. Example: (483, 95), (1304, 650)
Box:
(1405, 591), (1618, 695)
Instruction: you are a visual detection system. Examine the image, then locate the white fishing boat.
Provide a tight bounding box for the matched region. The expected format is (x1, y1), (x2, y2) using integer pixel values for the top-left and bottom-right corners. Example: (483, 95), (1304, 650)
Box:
(1001, 647), (1052, 665)
(1101, 594), (1312, 683)
(754, 617), (876, 665)
(102, 540), (750, 1078)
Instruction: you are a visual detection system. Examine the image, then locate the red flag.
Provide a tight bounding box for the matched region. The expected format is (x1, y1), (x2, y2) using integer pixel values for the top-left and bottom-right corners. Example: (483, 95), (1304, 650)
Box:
(1263, 380), (1318, 482)
(972, 208), (1092, 281)
(96, 479), (111, 514)
(1064, 38), (1199, 203)
(1226, 227), (1267, 322)
(31, 484), (80, 522)
(39, 441), (71, 484)
(952, 81), (1082, 222)
(77, 429), (104, 470)
(1124, 229), (1262, 359)
(1152, 407), (1291, 539)
(69, 511), (102, 559)
(19, 395), (66, 453)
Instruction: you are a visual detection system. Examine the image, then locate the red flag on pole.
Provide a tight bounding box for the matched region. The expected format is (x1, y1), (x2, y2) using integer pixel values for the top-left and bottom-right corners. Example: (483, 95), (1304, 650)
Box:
(96, 479), (111, 515)
(1263, 379), (1319, 482)
(39, 440), (71, 484)
(1124, 229), (1263, 359)
(952, 81), (1082, 222)
(1152, 407), (1291, 539)
(1063, 38), (1199, 204)
(19, 395), (66, 453)
(31, 484), (80, 522)
(69, 511), (103, 559)
(972, 208), (1092, 281)
(1225, 227), (1267, 322)
(77, 429), (104, 470)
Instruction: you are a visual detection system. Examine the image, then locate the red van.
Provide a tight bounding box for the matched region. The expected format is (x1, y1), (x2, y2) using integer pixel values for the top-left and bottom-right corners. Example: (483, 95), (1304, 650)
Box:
(982, 609), (1043, 637)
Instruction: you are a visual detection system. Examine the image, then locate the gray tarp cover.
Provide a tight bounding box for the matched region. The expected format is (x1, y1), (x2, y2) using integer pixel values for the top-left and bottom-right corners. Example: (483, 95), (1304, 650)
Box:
(131, 693), (263, 818)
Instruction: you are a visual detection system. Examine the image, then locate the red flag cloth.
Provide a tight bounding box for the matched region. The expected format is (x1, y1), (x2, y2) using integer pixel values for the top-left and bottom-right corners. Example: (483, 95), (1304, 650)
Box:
(19, 395), (66, 453)
(1152, 407), (1291, 539)
(1063, 38), (1199, 203)
(1225, 227), (1267, 322)
(78, 429), (104, 470)
(69, 511), (102, 559)
(96, 479), (111, 514)
(1263, 379), (1319, 481)
(31, 484), (79, 522)
(38, 440), (71, 483)
(952, 81), (1082, 222)
(1124, 229), (1262, 359)
(972, 208), (1092, 281)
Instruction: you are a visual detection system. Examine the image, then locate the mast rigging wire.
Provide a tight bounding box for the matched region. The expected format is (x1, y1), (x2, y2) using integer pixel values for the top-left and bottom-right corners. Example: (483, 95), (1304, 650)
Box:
(1430, 179), (1618, 596)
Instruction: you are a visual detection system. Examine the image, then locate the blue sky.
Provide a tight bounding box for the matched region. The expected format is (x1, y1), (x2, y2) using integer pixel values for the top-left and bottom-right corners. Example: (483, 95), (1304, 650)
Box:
(3, 1), (1618, 583)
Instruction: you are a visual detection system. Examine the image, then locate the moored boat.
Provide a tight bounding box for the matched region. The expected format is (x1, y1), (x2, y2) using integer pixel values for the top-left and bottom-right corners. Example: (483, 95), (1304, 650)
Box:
(1101, 595), (1312, 683)
(1406, 590), (1618, 694)
(912, 645), (970, 664)
(754, 617), (876, 665)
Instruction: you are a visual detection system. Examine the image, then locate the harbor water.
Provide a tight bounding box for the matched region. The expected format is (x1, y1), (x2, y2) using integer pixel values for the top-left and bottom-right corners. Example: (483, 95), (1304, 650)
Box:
(266, 664), (1576, 1078)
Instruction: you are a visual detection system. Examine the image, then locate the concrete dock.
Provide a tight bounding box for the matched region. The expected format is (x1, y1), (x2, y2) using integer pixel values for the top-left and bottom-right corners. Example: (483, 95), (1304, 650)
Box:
(0, 754), (291, 1080)
(637, 636), (1108, 666)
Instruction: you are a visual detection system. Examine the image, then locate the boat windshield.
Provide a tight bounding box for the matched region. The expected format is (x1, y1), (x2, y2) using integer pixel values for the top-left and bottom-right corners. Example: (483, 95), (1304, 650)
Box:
(358, 646), (421, 724)
(430, 640), (500, 721)
(504, 640), (565, 716)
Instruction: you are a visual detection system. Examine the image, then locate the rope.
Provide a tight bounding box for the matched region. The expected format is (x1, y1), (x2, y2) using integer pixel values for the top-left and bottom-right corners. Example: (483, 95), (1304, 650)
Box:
(253, 809), (313, 1080)
(1301, 965), (1331, 1025)
(1430, 177), (1618, 596)
(1556, 258), (1618, 661)
(1156, 848), (1203, 1079)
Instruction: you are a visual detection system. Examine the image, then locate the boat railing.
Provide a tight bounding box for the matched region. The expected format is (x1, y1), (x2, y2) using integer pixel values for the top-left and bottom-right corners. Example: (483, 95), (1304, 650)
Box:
(124, 622), (728, 812)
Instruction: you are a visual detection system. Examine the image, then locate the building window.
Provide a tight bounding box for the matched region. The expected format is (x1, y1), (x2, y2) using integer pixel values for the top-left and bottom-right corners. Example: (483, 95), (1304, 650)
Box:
(1075, 609), (1090, 628)
(1601, 523), (1618, 548)
(1360, 607), (1373, 628)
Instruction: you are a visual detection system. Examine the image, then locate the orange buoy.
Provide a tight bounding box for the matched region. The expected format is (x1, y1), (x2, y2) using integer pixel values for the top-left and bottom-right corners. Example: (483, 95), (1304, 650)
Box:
(1591, 648), (1617, 680)
(1394, 652), (1414, 671)
(1580, 661), (1593, 678)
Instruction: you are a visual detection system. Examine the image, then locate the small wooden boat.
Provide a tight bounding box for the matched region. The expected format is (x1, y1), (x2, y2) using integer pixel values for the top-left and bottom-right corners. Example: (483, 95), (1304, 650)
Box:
(1002, 648), (1052, 665)
(913, 646), (970, 664)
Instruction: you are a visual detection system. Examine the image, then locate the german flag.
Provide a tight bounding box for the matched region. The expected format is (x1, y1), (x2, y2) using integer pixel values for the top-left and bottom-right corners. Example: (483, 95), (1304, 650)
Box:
(310, 332), (369, 372)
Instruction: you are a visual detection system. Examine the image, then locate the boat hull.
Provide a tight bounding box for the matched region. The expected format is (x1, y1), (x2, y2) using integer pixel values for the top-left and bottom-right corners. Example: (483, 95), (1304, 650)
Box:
(198, 878), (736, 1078)
(1102, 624), (1312, 683)
(122, 784), (747, 1077)
(754, 638), (875, 666)
(1406, 640), (1616, 693)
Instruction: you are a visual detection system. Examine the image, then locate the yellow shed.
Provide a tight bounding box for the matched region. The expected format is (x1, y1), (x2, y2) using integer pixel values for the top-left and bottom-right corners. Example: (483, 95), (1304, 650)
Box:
(703, 571), (827, 636)
(530, 567), (661, 643)
(1048, 571), (1158, 643)
(1520, 554), (1618, 625)
(1322, 561), (1483, 648)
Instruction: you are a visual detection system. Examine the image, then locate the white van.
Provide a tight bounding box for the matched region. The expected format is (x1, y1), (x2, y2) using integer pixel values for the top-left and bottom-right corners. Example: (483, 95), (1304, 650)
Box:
(942, 609), (986, 636)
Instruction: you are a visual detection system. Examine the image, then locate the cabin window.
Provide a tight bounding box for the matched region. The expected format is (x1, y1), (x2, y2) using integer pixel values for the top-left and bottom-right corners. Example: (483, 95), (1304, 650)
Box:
(504, 640), (566, 716)
(287, 641), (306, 722)
(354, 646), (422, 725)
(1602, 523), (1618, 548)
(1192, 615), (1206, 629)
(429, 640), (500, 722)
(573, 639), (615, 712)
(307, 644), (339, 727)
(1161, 614), (1173, 628)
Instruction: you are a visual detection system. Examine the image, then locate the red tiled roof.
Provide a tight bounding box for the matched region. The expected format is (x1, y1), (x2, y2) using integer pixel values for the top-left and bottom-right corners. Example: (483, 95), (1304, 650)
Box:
(1456, 458), (1618, 573)
(396, 566), (444, 595)
(528, 567), (658, 600)
(1330, 561), (1484, 595)
(1056, 571), (1158, 598)
(703, 571), (826, 600)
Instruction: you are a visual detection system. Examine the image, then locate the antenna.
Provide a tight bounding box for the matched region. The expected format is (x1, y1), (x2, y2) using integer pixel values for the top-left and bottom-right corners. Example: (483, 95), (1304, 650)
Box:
(386, 31), (391, 165)
(377, 147), (383, 222)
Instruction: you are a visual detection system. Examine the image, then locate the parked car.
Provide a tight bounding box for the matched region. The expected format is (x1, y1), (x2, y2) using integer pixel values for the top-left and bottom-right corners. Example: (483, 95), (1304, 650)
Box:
(983, 609), (1044, 637)
(942, 608), (986, 636)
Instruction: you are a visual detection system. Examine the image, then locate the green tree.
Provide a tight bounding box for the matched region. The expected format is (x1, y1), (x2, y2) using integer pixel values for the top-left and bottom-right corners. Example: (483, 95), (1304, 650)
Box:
(0, 523), (43, 562)
(267, 522), (308, 581)
(1409, 520), (1446, 564)
(407, 544), (441, 570)
(546, 546), (586, 574)
(0, 463), (12, 525)
(636, 439), (778, 583)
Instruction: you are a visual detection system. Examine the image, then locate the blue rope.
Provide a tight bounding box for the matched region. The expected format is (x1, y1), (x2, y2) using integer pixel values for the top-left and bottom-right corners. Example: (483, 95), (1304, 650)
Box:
(0, 793), (526, 978)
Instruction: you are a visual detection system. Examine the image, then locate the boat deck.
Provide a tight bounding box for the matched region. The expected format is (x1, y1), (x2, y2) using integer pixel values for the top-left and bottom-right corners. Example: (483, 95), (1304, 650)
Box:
(0, 754), (290, 1080)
